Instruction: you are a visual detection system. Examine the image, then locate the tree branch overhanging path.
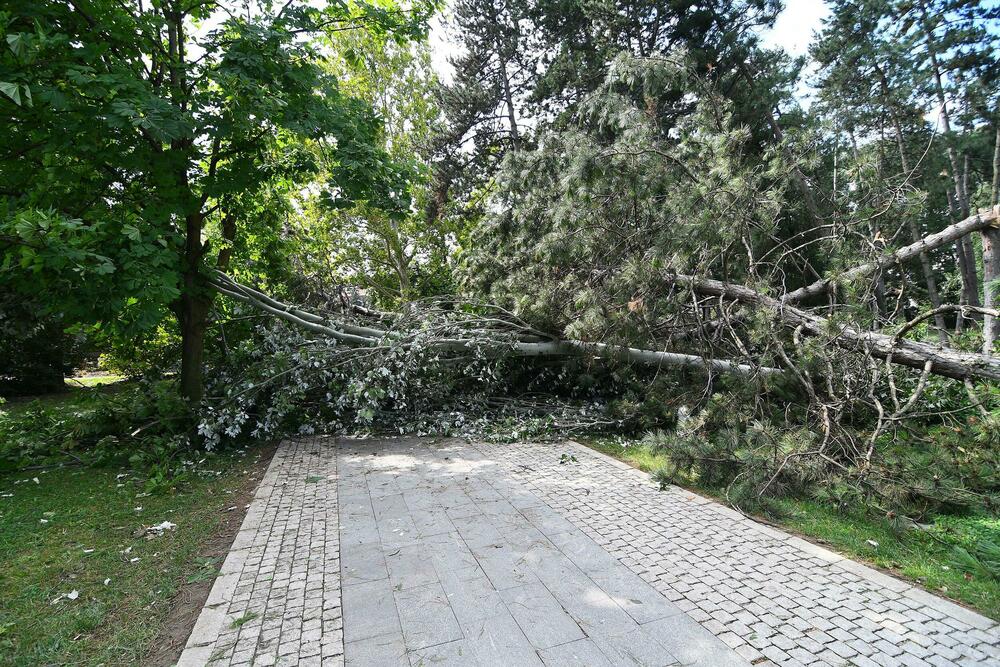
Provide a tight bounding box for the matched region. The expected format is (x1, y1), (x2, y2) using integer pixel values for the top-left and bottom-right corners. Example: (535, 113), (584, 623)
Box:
(212, 206), (1000, 384)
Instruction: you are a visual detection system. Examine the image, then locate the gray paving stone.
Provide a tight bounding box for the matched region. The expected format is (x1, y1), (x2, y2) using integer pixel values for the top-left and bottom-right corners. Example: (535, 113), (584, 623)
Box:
(500, 582), (587, 649)
(344, 633), (408, 666)
(384, 544), (439, 590)
(471, 540), (541, 590)
(439, 567), (508, 625)
(541, 568), (642, 637)
(340, 542), (388, 585)
(407, 638), (474, 666)
(394, 581), (463, 650)
(591, 627), (684, 666)
(539, 638), (615, 666)
(642, 614), (750, 666)
(461, 612), (546, 666)
(342, 579), (401, 643)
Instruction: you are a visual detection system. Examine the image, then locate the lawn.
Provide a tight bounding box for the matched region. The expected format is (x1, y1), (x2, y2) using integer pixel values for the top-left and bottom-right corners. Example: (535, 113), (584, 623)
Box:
(580, 437), (1000, 621)
(0, 410), (271, 666)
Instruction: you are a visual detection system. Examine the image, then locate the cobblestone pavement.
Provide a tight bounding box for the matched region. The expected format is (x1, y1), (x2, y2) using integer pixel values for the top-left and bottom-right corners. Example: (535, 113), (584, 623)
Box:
(181, 437), (1000, 667)
(180, 439), (343, 666)
(472, 440), (1000, 667)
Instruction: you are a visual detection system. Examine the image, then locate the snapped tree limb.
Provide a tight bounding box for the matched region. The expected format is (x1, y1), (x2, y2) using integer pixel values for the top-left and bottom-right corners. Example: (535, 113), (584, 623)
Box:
(783, 206), (1000, 304)
(665, 274), (1000, 382)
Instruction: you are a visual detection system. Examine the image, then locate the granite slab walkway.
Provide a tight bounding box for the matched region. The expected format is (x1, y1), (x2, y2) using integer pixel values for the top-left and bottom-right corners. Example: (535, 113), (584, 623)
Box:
(179, 436), (1000, 667)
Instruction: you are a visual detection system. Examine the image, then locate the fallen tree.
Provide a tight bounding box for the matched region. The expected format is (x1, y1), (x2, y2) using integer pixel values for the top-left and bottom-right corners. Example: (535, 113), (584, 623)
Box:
(665, 274), (1000, 382)
(211, 209), (1000, 385)
(783, 206), (999, 304)
(210, 271), (781, 377)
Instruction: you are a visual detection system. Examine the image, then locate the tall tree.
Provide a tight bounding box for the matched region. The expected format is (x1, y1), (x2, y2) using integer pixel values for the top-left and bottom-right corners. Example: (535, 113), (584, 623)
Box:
(0, 0), (428, 401)
(813, 0), (950, 337)
(900, 0), (999, 324)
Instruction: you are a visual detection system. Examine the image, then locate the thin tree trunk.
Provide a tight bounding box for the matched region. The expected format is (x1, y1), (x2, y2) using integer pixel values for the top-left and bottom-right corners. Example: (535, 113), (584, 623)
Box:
(499, 56), (520, 146)
(667, 274), (1000, 382)
(179, 211), (210, 403)
(984, 125), (1000, 354)
(947, 191), (981, 321)
(921, 9), (982, 324)
(875, 62), (947, 338)
(783, 207), (999, 304)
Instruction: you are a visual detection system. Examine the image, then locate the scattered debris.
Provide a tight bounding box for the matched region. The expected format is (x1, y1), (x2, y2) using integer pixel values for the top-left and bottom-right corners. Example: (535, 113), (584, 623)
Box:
(51, 590), (80, 605)
(137, 520), (177, 539)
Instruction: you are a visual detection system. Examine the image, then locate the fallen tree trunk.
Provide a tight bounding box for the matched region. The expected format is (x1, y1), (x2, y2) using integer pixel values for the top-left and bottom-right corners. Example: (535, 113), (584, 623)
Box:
(214, 268), (1000, 382)
(666, 274), (1000, 382)
(210, 273), (780, 377)
(783, 206), (999, 304)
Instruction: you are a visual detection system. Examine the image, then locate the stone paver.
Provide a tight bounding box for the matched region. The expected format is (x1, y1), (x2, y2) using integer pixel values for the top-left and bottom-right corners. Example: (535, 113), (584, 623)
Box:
(182, 436), (1000, 667)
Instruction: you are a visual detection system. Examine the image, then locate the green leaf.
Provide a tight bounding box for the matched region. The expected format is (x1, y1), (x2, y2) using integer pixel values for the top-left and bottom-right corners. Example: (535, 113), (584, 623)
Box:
(6, 33), (27, 58)
(0, 82), (21, 106)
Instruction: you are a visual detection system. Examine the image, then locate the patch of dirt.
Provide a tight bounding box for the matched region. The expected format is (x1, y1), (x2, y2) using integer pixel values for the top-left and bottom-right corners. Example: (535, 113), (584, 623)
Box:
(143, 443), (278, 667)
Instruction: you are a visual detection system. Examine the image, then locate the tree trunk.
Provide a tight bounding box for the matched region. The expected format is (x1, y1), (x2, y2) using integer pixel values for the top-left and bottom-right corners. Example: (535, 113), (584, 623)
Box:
(921, 10), (980, 327)
(179, 290), (209, 403)
(984, 126), (1000, 354)
(667, 273), (1000, 382)
(983, 225), (1000, 354)
(499, 56), (520, 146)
(782, 208), (999, 305)
(947, 191), (981, 327)
(179, 211), (209, 403)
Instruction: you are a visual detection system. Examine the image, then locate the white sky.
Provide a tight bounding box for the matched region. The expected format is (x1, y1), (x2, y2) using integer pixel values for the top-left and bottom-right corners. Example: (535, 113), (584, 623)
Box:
(761, 0), (830, 57)
(429, 0), (831, 83)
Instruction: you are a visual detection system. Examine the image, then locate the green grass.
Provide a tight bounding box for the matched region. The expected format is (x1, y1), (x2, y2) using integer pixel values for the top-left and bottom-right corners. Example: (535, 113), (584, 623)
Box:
(1, 379), (128, 417)
(0, 445), (267, 665)
(65, 373), (125, 389)
(580, 437), (1000, 620)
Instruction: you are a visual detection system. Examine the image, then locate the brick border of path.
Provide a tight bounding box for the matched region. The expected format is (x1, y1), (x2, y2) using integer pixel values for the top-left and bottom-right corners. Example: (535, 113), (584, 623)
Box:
(177, 446), (287, 666)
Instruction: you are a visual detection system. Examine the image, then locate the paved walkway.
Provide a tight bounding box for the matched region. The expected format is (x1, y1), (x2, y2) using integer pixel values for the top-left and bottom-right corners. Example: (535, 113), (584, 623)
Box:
(179, 437), (1000, 667)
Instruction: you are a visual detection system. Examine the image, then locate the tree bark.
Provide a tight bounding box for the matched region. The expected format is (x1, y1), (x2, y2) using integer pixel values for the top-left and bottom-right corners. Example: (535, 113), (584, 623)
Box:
(920, 8), (980, 322)
(984, 125), (1000, 353)
(179, 211), (210, 403)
